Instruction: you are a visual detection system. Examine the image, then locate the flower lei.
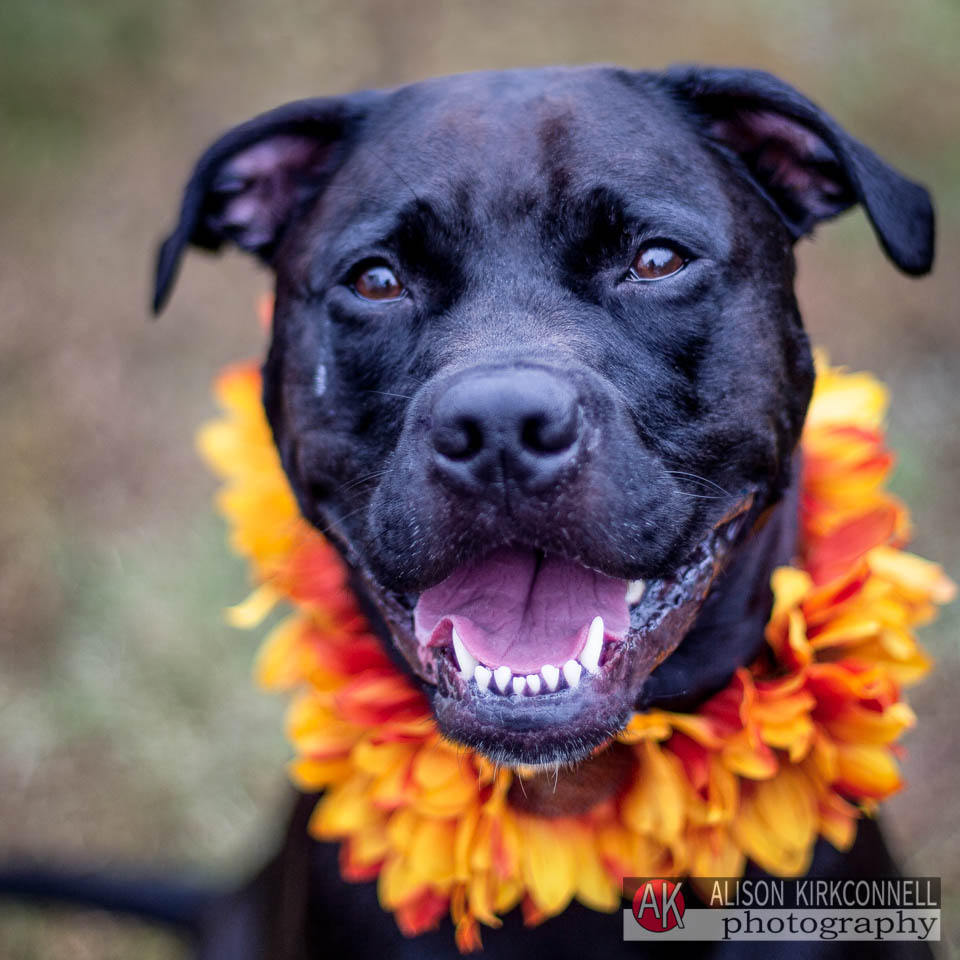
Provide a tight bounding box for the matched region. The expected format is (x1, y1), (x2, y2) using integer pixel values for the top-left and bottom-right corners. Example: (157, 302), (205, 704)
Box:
(198, 345), (954, 952)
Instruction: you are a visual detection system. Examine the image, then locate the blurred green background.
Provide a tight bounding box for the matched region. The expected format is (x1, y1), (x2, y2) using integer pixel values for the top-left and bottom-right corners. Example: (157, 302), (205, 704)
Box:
(1, 0), (958, 956)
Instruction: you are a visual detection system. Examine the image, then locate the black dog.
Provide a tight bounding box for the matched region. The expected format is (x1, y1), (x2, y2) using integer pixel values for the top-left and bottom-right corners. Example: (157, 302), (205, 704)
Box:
(151, 66), (934, 958)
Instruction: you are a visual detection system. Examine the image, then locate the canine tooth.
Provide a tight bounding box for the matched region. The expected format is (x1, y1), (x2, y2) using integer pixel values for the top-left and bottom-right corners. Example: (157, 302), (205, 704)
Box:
(541, 664), (560, 692)
(562, 659), (583, 689)
(474, 664), (492, 693)
(625, 580), (646, 604)
(581, 615), (604, 674)
(494, 665), (512, 694)
(512, 676), (527, 696)
(452, 627), (477, 675)
(525, 674), (541, 695)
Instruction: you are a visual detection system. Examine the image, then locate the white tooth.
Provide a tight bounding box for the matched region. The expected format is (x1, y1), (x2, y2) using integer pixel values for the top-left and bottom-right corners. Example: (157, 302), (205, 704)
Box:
(541, 664), (560, 692)
(452, 628), (477, 676)
(625, 580), (646, 605)
(494, 665), (512, 693)
(474, 664), (492, 693)
(512, 676), (527, 696)
(525, 674), (541, 695)
(581, 615), (604, 674)
(562, 659), (583, 689)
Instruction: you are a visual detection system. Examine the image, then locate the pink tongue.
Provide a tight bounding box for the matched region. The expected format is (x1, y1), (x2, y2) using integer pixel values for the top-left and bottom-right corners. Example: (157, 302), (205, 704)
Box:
(414, 547), (629, 674)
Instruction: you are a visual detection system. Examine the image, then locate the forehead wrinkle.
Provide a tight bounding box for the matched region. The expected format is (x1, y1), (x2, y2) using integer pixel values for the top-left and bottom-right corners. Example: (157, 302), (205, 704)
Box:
(312, 195), (467, 279)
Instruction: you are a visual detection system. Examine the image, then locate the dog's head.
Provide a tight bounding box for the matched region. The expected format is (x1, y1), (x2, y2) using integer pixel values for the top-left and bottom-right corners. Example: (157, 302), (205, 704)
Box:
(155, 66), (933, 768)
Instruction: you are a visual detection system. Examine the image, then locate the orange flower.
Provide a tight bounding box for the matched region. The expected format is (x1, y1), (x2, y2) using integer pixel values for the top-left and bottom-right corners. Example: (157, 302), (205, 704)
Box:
(199, 349), (953, 950)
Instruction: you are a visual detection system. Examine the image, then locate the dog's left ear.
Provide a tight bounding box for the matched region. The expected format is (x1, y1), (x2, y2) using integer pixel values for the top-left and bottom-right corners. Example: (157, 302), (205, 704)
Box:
(664, 66), (934, 275)
(152, 94), (377, 313)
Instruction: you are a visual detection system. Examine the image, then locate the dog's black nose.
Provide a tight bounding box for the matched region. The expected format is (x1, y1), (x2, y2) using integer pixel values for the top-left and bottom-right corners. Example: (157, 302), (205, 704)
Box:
(430, 367), (581, 492)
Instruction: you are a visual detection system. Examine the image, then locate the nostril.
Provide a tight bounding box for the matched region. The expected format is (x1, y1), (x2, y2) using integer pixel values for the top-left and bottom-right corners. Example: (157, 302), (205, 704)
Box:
(521, 407), (579, 455)
(432, 416), (484, 461)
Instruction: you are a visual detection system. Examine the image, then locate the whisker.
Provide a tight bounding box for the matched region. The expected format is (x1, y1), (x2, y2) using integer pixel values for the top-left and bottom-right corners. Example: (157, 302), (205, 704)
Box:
(334, 469), (390, 495)
(361, 390), (416, 401)
(662, 469), (731, 496)
(318, 503), (369, 537)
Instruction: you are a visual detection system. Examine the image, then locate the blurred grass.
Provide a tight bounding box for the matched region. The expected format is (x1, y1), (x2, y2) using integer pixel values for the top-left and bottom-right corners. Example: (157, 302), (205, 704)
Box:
(1, 0), (958, 956)
(0, 515), (288, 869)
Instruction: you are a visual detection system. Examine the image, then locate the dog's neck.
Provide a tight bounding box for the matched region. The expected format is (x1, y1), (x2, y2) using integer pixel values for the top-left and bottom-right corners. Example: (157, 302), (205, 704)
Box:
(510, 462), (802, 815)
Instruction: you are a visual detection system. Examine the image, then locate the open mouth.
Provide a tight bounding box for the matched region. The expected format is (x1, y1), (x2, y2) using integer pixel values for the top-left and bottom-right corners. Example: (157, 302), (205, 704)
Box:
(358, 497), (754, 766)
(414, 547), (635, 696)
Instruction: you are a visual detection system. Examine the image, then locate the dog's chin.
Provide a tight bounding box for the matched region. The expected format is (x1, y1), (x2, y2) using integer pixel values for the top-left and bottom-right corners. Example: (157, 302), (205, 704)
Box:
(341, 493), (755, 768)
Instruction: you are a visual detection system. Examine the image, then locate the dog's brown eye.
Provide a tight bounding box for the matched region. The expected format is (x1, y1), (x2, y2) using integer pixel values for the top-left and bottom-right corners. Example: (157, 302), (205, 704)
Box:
(629, 244), (686, 281)
(354, 264), (406, 301)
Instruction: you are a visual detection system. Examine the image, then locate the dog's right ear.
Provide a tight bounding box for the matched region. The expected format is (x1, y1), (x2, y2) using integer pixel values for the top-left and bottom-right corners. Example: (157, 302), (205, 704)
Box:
(152, 95), (375, 314)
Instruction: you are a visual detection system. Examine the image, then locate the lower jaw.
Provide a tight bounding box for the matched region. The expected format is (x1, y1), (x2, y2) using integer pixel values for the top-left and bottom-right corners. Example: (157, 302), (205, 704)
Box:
(433, 691), (634, 769)
(432, 637), (631, 767)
